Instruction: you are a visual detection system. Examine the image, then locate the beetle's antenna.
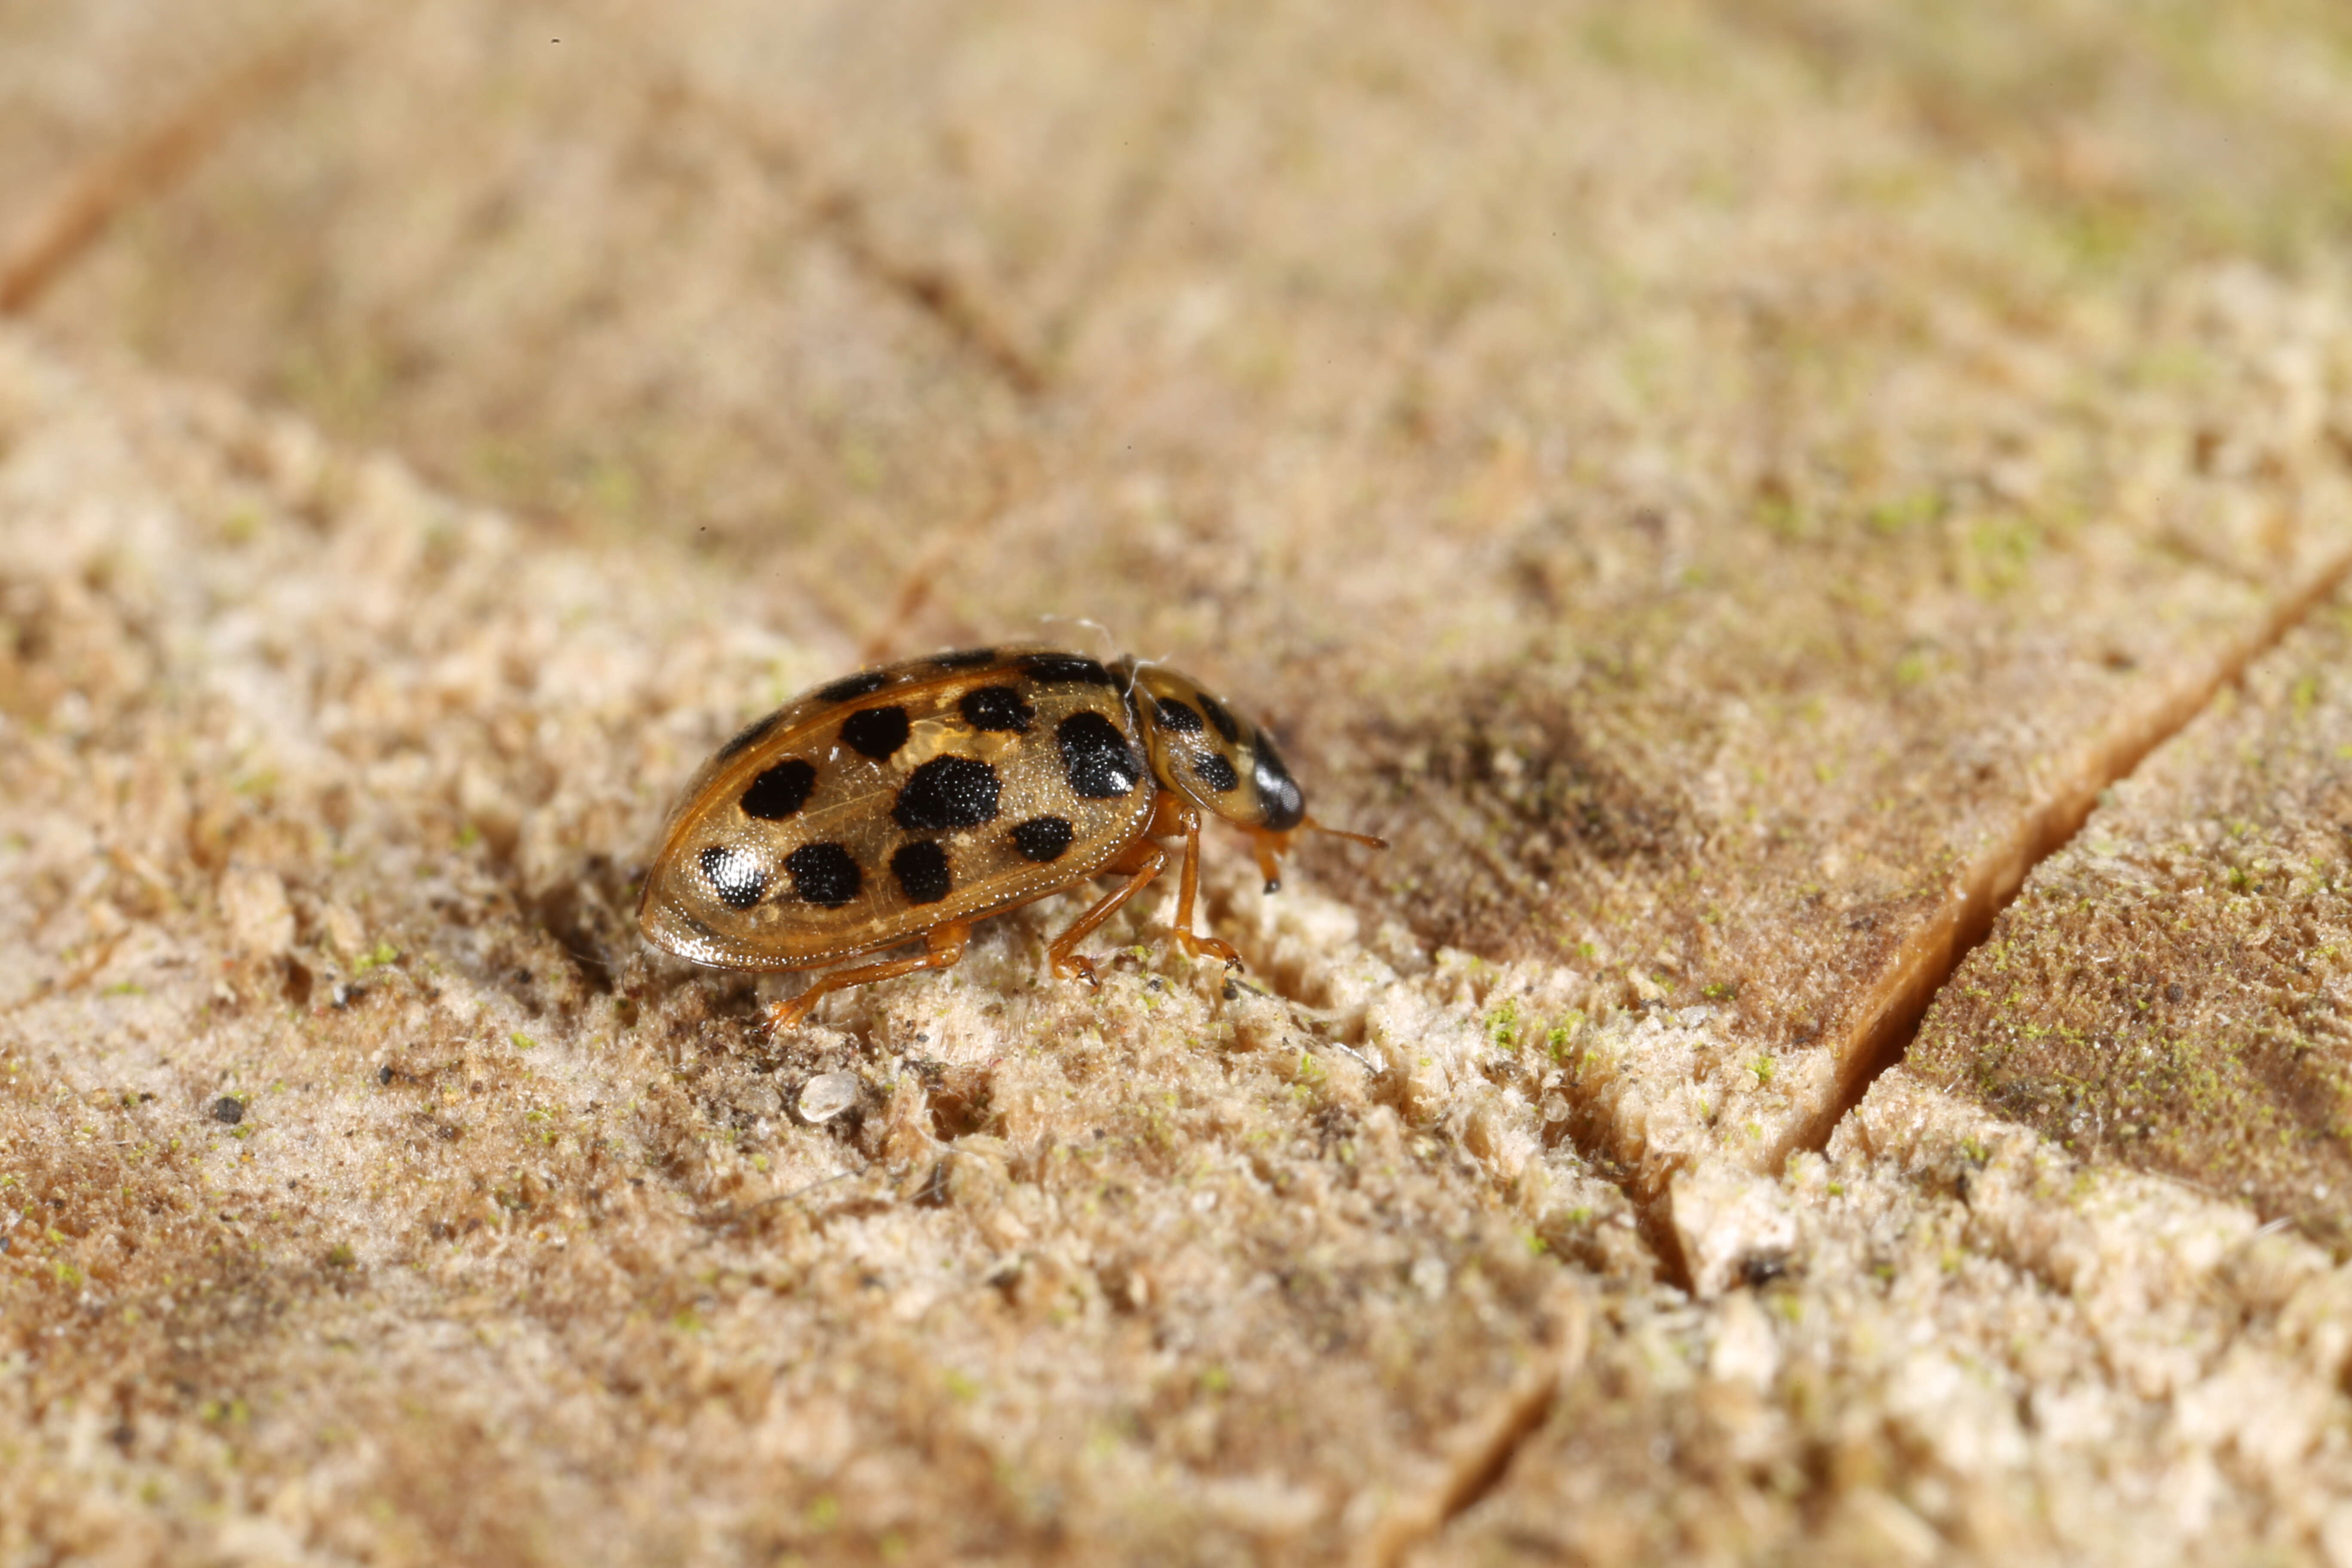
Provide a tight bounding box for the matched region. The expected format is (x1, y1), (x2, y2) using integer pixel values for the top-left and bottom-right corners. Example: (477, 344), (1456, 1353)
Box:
(1250, 817), (1386, 894)
(1302, 816), (1388, 850)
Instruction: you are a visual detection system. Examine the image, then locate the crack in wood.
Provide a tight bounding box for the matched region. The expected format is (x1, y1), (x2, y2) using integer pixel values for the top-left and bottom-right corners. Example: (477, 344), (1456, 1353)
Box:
(662, 75), (1049, 399)
(1390, 549), (2352, 1556)
(812, 187), (1049, 398)
(0, 33), (323, 316)
(1790, 545), (2352, 1164)
(1347, 1290), (1586, 1568)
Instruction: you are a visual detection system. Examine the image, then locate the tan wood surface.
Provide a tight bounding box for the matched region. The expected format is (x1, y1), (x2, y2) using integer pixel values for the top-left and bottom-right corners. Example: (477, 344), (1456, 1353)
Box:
(6, 4), (2352, 1563)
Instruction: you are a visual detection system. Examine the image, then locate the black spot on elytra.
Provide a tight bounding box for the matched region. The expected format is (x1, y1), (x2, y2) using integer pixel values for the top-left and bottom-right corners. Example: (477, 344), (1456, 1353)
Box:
(1195, 750), (1240, 793)
(1251, 732), (1305, 830)
(1197, 693), (1242, 744)
(818, 670), (891, 703)
(715, 708), (784, 763)
(841, 705), (912, 760)
(1152, 697), (1205, 734)
(931, 647), (999, 669)
(892, 756), (1003, 831)
(890, 841), (953, 904)
(1020, 653), (1116, 688)
(786, 842), (862, 907)
(1010, 815), (1075, 863)
(700, 844), (771, 910)
(1058, 711), (1144, 799)
(960, 685), (1034, 733)
(740, 759), (816, 820)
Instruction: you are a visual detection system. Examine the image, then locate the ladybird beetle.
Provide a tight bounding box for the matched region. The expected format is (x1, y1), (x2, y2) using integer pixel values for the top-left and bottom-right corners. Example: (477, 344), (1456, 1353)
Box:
(638, 646), (1384, 1029)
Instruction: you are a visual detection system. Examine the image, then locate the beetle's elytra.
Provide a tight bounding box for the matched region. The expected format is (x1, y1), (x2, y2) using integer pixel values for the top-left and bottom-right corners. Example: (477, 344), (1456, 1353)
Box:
(638, 645), (1384, 1029)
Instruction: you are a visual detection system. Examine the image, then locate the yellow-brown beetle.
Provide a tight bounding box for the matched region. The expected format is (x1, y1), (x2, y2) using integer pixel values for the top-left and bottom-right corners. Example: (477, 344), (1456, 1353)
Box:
(638, 646), (1382, 1028)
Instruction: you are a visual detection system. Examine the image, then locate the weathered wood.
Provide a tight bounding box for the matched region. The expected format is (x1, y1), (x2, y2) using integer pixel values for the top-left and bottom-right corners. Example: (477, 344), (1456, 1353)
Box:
(7, 3), (2352, 1562)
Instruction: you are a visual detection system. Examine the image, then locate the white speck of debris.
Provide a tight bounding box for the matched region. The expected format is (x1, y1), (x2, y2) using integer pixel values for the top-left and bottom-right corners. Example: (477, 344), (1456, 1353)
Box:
(1410, 1255), (1448, 1300)
(1708, 1292), (1778, 1392)
(321, 902), (367, 961)
(220, 866), (294, 959)
(797, 1073), (858, 1124)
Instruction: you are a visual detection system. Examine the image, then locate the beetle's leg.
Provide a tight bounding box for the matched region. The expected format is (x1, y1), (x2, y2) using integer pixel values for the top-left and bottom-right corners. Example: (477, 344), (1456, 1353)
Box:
(768, 921), (971, 1033)
(1168, 805), (1241, 968)
(1047, 838), (1167, 987)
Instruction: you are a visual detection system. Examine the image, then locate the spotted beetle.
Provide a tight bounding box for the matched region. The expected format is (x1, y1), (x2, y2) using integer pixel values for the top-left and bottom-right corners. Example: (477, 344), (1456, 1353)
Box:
(639, 646), (1383, 1029)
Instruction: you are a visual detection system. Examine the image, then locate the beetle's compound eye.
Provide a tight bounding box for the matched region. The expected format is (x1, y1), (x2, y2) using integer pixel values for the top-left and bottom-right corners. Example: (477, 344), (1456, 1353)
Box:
(1252, 732), (1305, 832)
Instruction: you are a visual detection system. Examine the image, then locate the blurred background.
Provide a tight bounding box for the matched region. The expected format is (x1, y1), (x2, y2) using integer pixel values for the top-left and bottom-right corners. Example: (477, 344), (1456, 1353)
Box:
(12, 0), (2352, 609)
